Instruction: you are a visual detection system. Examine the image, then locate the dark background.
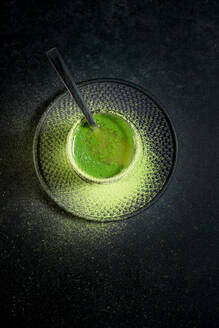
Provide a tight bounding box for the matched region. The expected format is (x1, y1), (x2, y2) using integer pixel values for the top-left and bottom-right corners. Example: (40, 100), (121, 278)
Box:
(0, 0), (218, 327)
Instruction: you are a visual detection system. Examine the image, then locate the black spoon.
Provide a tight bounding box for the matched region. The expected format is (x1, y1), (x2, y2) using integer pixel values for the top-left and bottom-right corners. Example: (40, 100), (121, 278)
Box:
(46, 47), (96, 126)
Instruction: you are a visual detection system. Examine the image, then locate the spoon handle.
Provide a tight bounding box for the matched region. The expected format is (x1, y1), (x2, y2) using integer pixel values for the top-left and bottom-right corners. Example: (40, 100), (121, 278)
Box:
(46, 47), (96, 126)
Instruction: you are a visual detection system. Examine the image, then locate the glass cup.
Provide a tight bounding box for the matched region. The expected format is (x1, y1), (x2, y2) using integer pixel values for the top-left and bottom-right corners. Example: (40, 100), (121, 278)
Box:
(66, 111), (142, 184)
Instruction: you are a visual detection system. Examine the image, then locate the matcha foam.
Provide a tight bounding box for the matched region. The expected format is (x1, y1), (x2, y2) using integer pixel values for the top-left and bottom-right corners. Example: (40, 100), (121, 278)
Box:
(72, 113), (136, 179)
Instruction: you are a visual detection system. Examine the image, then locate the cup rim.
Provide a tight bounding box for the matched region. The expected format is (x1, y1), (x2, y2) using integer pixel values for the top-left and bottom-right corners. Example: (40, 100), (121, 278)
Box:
(66, 111), (142, 184)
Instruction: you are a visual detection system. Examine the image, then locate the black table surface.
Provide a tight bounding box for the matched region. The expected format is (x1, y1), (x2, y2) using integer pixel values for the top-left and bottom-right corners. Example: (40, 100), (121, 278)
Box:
(0, 1), (218, 327)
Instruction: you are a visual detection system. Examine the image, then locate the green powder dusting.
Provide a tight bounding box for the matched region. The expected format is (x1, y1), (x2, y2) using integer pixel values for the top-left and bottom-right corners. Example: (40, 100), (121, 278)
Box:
(72, 113), (135, 179)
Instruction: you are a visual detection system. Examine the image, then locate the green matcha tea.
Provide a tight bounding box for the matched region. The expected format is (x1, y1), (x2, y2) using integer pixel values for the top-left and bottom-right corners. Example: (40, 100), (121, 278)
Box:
(71, 113), (136, 179)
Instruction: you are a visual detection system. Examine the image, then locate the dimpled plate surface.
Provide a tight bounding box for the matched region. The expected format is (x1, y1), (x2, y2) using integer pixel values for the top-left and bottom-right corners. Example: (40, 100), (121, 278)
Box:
(33, 79), (176, 221)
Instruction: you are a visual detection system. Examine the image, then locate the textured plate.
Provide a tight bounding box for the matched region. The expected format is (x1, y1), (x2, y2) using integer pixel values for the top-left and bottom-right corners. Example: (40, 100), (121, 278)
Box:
(33, 79), (177, 221)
